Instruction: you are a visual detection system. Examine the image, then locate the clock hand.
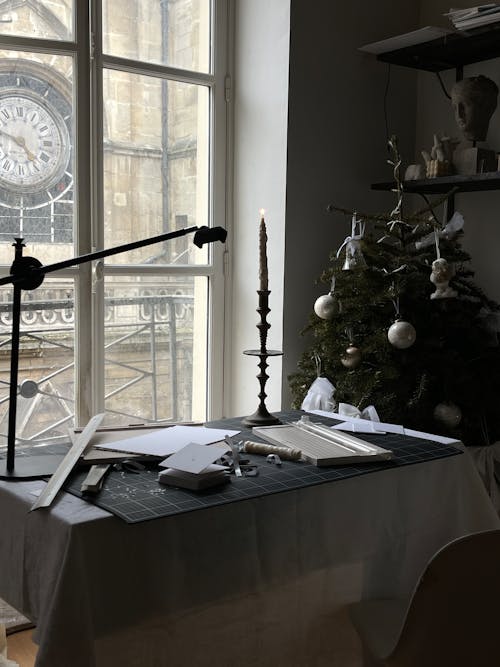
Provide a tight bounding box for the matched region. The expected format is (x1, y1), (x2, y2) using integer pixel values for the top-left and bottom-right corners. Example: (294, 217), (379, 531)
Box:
(0, 129), (36, 161)
(12, 135), (36, 161)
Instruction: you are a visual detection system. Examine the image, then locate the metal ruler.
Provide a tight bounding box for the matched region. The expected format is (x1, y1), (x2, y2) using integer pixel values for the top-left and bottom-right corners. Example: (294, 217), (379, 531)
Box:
(30, 413), (105, 511)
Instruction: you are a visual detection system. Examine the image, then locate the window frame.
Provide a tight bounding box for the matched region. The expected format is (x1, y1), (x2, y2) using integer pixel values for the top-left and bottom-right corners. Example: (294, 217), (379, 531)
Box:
(0, 0), (230, 426)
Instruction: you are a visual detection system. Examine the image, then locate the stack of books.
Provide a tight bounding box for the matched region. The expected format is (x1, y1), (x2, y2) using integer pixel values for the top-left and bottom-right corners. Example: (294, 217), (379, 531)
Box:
(445, 4), (500, 30)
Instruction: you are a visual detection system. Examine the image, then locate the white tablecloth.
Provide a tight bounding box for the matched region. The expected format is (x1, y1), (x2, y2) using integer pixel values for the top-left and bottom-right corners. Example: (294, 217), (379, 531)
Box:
(0, 449), (498, 667)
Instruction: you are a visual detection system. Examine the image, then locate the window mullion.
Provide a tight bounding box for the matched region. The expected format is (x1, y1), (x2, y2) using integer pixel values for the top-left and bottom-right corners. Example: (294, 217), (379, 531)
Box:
(89, 0), (105, 417)
(74, 0), (94, 424)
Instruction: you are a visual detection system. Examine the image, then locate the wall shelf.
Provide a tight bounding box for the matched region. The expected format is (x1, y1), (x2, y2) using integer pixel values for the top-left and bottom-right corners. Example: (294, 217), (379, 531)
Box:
(376, 24), (500, 72)
(372, 172), (500, 195)
(369, 25), (500, 201)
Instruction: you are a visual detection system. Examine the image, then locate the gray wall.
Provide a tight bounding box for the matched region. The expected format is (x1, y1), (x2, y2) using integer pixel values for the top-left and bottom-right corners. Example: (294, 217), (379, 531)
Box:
(282, 0), (420, 408)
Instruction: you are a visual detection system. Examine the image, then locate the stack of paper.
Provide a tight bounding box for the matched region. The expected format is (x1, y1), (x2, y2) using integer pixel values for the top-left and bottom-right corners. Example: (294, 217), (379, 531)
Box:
(445, 4), (500, 30)
(158, 442), (230, 491)
(158, 465), (228, 491)
(94, 425), (240, 457)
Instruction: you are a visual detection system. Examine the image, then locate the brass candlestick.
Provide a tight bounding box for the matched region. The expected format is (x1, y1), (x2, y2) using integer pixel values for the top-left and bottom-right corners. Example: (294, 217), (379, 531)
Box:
(243, 289), (282, 427)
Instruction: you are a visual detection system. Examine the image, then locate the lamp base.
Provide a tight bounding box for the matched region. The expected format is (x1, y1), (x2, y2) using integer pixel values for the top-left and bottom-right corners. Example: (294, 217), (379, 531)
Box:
(0, 454), (65, 480)
(242, 406), (282, 427)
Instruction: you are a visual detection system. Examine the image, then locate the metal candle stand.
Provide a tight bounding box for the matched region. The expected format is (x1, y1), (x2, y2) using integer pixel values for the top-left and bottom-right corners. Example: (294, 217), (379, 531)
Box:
(242, 289), (282, 427)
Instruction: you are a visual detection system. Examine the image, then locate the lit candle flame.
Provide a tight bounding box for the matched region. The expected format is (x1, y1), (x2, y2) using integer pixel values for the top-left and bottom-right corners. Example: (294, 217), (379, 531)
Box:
(259, 208), (265, 219)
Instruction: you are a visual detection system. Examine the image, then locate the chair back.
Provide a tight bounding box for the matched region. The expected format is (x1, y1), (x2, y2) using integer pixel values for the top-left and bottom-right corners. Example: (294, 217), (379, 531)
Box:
(387, 529), (500, 667)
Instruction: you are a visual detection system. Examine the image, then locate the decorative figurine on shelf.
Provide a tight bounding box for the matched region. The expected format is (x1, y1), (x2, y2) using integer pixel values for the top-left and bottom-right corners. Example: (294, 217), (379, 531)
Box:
(451, 75), (499, 175)
(421, 134), (456, 178)
(404, 163), (424, 181)
(430, 257), (457, 300)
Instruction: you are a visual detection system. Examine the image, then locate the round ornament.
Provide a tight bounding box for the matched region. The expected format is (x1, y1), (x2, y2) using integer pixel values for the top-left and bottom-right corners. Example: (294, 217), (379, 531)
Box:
(434, 402), (462, 428)
(387, 320), (416, 349)
(340, 346), (362, 369)
(314, 293), (337, 320)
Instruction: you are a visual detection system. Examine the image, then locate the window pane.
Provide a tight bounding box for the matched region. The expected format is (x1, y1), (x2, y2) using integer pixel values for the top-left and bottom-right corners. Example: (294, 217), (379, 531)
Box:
(0, 1), (74, 41)
(103, 68), (209, 265)
(102, 0), (210, 73)
(0, 50), (75, 264)
(103, 276), (207, 424)
(0, 278), (75, 446)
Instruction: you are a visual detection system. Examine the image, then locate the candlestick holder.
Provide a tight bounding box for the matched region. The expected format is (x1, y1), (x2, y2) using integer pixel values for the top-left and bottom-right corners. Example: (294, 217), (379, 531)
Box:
(242, 289), (282, 427)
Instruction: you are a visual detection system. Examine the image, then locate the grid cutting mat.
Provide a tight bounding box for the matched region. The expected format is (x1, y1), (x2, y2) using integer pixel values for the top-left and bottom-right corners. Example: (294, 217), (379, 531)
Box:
(62, 410), (462, 524)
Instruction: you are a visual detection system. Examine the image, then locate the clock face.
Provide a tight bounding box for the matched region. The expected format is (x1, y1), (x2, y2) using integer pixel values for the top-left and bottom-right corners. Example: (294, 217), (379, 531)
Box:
(0, 70), (73, 212)
(0, 92), (70, 192)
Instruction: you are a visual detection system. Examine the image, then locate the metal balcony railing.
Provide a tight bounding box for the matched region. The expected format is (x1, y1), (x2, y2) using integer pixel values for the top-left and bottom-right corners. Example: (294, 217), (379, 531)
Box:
(0, 293), (195, 445)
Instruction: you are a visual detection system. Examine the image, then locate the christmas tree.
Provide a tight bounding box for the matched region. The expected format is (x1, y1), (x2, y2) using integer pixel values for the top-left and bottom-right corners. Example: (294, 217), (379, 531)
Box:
(290, 137), (500, 446)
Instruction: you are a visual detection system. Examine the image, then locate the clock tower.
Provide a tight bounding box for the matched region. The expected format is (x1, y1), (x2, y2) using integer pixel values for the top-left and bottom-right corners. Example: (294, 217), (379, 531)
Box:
(0, 61), (73, 242)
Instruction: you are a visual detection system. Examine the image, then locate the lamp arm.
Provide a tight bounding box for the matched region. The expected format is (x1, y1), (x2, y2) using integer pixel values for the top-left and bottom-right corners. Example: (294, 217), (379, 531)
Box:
(0, 225), (227, 287)
(0, 224), (227, 475)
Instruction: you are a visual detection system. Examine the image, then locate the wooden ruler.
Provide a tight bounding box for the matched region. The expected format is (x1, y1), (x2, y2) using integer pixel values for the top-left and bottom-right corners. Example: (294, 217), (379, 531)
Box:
(30, 413), (105, 511)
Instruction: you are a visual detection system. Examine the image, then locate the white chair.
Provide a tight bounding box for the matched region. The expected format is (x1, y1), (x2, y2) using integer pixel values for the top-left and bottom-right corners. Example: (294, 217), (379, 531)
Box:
(349, 529), (500, 667)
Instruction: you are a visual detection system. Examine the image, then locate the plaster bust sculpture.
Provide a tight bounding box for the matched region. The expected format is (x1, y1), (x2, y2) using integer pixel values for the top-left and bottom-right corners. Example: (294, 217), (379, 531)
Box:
(451, 75), (499, 142)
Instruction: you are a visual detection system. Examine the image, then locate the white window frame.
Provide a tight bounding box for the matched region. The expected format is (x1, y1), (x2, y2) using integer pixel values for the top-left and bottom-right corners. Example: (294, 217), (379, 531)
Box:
(0, 0), (230, 425)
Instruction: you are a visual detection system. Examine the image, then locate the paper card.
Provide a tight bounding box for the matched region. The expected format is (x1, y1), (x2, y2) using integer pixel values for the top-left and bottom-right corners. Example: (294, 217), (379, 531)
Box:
(373, 422), (405, 435)
(307, 409), (460, 444)
(403, 428), (462, 445)
(95, 425), (240, 457)
(160, 442), (229, 474)
(332, 421), (386, 434)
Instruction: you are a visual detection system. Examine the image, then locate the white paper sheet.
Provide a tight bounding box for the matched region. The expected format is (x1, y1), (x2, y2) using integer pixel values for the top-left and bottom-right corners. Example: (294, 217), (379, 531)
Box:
(95, 425), (240, 457)
(307, 410), (461, 445)
(332, 421), (387, 434)
(159, 443), (229, 474)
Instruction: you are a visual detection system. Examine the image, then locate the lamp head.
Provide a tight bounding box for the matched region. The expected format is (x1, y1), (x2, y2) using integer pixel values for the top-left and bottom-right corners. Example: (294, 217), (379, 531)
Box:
(193, 226), (227, 248)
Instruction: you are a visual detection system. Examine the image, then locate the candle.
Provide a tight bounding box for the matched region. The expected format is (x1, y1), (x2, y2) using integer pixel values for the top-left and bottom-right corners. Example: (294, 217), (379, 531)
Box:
(259, 209), (268, 291)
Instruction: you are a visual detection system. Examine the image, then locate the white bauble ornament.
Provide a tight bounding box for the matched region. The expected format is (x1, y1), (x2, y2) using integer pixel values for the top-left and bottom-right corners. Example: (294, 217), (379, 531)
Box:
(340, 346), (362, 369)
(434, 402), (462, 428)
(387, 320), (416, 349)
(314, 293), (337, 320)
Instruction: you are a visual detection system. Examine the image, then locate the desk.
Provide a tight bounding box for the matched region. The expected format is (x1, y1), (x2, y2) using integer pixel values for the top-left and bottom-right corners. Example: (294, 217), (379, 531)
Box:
(0, 427), (498, 666)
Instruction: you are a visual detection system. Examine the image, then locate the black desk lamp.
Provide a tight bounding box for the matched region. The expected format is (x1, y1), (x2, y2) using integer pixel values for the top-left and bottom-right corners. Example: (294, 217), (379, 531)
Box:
(0, 225), (227, 479)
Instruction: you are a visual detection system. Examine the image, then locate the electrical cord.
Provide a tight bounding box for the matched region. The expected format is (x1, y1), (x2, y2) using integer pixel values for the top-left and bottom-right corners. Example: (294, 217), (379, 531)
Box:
(384, 63), (392, 146)
(435, 71), (451, 99)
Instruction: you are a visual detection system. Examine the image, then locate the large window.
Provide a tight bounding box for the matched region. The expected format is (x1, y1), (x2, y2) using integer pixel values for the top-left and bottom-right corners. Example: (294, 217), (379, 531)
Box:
(0, 0), (228, 443)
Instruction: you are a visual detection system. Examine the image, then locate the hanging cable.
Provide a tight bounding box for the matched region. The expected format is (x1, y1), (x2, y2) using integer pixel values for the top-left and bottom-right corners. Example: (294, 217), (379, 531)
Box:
(435, 71), (451, 100)
(384, 64), (392, 146)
